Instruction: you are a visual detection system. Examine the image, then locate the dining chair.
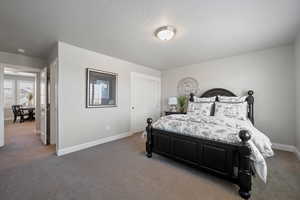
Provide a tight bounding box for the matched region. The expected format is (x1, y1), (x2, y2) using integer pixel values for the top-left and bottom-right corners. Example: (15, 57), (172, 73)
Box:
(11, 105), (29, 123)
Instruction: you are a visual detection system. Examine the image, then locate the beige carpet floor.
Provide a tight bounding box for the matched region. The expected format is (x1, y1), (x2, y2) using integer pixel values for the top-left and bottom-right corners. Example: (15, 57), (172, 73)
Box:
(0, 121), (55, 170)
(0, 128), (299, 200)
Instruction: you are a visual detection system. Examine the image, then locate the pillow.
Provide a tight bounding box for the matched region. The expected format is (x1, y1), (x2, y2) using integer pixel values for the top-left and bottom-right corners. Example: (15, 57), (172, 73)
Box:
(187, 102), (214, 117)
(214, 102), (248, 120)
(218, 95), (247, 103)
(193, 96), (216, 103)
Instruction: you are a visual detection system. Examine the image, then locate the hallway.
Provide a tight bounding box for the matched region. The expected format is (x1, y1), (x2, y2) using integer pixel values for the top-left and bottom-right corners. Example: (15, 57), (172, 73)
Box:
(0, 121), (55, 170)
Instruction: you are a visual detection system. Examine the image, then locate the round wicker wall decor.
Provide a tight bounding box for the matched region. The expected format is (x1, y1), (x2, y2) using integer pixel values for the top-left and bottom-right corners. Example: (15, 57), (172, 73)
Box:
(177, 77), (199, 96)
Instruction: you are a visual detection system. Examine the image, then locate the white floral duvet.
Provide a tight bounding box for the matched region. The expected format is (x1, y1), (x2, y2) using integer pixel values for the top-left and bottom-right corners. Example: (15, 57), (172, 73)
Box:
(150, 114), (274, 183)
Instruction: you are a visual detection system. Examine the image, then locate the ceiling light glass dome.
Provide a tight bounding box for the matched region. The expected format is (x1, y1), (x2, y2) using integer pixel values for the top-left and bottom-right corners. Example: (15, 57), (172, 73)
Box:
(155, 26), (176, 41)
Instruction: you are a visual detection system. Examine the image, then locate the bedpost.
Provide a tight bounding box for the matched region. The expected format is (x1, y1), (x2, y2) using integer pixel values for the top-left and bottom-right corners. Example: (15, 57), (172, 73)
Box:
(190, 93), (194, 102)
(246, 90), (254, 124)
(146, 118), (153, 158)
(238, 130), (252, 199)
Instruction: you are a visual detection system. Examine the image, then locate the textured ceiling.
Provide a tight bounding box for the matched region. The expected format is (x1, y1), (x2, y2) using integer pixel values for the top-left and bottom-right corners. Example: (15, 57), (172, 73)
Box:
(0, 0), (300, 69)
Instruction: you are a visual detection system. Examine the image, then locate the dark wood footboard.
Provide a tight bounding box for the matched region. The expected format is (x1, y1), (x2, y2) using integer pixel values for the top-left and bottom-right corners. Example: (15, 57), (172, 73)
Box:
(145, 118), (252, 199)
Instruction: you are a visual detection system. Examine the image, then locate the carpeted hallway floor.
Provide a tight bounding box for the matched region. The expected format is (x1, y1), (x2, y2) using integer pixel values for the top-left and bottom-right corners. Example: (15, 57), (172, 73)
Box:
(0, 133), (299, 200)
(1, 121), (55, 170)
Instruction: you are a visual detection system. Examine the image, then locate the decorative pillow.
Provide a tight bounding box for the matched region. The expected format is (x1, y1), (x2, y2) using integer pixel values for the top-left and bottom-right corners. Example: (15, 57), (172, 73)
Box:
(218, 95), (247, 103)
(214, 102), (248, 120)
(193, 96), (216, 103)
(187, 102), (214, 116)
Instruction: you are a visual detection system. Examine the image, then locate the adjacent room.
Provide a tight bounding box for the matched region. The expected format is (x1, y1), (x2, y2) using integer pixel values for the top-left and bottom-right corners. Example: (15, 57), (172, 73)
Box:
(0, 1), (299, 200)
(1, 64), (55, 170)
(4, 67), (36, 125)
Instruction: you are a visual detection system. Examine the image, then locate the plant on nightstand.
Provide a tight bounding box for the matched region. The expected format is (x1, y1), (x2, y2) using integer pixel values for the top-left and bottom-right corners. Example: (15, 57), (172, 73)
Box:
(178, 96), (187, 113)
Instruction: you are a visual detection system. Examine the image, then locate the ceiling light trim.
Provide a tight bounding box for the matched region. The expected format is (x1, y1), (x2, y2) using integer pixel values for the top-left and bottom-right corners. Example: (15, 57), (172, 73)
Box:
(17, 48), (25, 54)
(155, 26), (176, 41)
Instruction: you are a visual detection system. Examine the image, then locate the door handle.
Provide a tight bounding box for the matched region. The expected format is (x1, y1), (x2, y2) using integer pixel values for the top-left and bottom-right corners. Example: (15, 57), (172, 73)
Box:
(131, 106), (134, 110)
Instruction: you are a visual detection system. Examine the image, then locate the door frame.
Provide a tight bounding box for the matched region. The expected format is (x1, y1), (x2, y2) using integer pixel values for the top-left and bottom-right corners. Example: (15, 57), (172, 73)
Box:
(130, 72), (161, 134)
(0, 63), (58, 151)
(0, 64), (4, 147)
(49, 59), (58, 147)
(0, 63), (42, 147)
(40, 67), (48, 144)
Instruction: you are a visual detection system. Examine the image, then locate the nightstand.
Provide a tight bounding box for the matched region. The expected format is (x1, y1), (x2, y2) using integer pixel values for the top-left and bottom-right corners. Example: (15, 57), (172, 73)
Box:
(165, 111), (186, 116)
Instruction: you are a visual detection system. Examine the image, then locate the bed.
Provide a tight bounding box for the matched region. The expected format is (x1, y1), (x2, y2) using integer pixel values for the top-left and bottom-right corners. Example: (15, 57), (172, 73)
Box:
(145, 88), (273, 199)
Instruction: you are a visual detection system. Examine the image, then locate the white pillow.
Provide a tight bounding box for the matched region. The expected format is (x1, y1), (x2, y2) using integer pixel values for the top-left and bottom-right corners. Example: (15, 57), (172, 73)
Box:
(214, 102), (248, 120)
(218, 95), (247, 103)
(187, 102), (214, 116)
(193, 96), (216, 103)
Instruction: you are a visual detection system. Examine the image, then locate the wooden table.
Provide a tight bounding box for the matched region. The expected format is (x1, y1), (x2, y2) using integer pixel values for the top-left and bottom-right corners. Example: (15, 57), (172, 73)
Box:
(21, 107), (35, 121)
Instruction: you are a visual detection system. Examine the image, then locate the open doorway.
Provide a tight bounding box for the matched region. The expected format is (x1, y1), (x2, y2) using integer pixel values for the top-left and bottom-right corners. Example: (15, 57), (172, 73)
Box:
(0, 64), (55, 169)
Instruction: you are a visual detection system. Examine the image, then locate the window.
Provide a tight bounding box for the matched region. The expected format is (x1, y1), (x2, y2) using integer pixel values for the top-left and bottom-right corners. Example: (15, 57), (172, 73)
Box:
(4, 80), (15, 108)
(86, 68), (117, 108)
(3, 77), (35, 109)
(17, 81), (35, 106)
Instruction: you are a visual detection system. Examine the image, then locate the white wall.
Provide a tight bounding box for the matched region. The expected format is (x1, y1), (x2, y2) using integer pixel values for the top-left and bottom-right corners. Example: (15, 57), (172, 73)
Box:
(295, 33), (300, 151)
(0, 51), (45, 69)
(57, 42), (161, 150)
(162, 45), (296, 146)
(47, 44), (58, 65)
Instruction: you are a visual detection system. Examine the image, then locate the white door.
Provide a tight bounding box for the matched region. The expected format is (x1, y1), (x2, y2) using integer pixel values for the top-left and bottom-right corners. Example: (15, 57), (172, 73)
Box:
(40, 67), (47, 144)
(131, 72), (161, 133)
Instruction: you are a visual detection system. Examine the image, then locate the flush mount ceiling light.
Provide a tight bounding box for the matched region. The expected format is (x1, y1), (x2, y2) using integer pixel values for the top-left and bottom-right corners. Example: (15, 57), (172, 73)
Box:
(155, 26), (176, 41)
(17, 48), (25, 54)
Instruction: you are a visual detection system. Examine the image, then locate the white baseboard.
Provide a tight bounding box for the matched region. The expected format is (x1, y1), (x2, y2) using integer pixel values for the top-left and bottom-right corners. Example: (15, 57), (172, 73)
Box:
(57, 137), (300, 159)
(56, 132), (133, 156)
(272, 143), (296, 152)
(272, 143), (300, 160)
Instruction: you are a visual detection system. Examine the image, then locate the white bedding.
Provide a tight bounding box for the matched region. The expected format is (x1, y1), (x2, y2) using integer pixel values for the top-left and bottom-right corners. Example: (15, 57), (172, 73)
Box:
(147, 114), (274, 183)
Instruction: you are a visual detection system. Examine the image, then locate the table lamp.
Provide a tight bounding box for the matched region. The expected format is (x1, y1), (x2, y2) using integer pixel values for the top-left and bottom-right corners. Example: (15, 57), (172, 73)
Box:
(168, 97), (178, 112)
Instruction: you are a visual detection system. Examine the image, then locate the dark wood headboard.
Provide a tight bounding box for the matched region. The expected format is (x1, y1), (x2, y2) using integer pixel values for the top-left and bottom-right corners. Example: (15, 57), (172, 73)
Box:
(189, 88), (254, 124)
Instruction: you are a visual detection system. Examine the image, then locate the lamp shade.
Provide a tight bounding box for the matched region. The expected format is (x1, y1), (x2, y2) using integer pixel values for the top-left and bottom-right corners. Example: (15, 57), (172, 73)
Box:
(168, 97), (178, 105)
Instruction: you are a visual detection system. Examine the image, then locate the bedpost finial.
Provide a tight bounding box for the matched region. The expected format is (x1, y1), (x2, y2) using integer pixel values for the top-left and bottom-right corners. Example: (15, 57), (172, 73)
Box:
(147, 118), (153, 125)
(239, 130), (251, 143)
(248, 90), (254, 96)
(190, 93), (194, 102)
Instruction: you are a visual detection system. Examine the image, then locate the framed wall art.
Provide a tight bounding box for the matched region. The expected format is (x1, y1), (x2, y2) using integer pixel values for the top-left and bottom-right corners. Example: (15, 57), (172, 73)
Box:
(86, 68), (118, 108)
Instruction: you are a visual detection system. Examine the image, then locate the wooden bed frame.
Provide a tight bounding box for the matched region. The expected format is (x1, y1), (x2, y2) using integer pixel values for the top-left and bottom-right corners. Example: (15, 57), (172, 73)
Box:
(146, 88), (254, 199)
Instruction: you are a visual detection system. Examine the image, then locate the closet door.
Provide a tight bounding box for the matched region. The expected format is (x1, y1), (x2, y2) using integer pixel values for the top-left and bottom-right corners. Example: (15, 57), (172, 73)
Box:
(131, 72), (161, 133)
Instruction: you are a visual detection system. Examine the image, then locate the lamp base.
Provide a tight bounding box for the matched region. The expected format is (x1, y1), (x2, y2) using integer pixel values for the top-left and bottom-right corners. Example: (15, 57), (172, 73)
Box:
(169, 105), (177, 112)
